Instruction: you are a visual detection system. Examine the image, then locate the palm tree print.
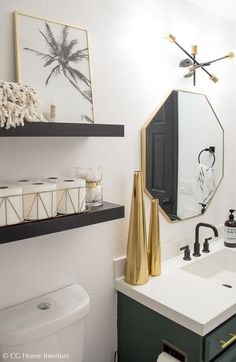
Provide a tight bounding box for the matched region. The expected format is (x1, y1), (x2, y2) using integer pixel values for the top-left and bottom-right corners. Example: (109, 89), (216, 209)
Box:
(24, 22), (92, 105)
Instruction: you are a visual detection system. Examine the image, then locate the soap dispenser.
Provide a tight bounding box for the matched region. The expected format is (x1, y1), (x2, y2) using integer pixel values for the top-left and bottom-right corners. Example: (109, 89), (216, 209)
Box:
(224, 209), (236, 248)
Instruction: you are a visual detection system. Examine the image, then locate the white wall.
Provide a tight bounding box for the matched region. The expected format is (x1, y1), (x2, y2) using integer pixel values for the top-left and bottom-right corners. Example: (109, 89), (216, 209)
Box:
(0, 1), (235, 361)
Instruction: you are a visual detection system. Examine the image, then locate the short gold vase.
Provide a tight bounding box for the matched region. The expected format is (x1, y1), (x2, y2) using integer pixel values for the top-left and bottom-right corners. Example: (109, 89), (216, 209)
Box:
(148, 198), (161, 276)
(125, 171), (149, 285)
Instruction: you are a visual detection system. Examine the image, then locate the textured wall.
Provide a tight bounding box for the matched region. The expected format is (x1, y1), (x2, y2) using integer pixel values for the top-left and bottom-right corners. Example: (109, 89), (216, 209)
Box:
(0, 1), (235, 361)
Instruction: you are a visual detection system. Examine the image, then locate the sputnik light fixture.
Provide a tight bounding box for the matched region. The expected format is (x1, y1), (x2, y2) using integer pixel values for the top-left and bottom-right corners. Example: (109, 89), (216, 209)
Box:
(166, 33), (234, 86)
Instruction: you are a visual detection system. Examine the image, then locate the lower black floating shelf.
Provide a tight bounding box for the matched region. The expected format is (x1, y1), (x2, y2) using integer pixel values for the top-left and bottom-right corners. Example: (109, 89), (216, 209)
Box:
(0, 202), (124, 244)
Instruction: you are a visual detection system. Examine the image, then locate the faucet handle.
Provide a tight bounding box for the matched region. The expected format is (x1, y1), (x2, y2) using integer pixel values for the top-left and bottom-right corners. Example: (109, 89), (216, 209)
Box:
(202, 237), (212, 253)
(180, 245), (191, 261)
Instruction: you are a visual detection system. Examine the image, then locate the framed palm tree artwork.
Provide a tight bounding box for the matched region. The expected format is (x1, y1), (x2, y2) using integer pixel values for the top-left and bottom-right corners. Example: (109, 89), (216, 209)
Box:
(14, 12), (95, 123)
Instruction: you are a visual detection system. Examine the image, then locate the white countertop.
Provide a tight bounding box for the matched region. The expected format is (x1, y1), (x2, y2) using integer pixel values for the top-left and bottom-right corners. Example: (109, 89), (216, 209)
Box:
(114, 240), (236, 336)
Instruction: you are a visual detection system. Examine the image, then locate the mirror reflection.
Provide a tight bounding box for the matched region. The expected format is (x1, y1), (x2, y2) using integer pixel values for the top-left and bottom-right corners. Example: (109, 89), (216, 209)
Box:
(142, 90), (224, 222)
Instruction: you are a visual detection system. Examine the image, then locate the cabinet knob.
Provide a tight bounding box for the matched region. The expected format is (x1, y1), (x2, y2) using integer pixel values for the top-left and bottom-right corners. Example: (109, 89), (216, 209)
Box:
(162, 197), (171, 205)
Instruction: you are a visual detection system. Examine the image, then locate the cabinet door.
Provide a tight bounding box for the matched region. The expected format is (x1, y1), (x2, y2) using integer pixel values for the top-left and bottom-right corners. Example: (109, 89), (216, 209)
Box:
(204, 315), (236, 361)
(117, 292), (203, 362)
(213, 342), (236, 362)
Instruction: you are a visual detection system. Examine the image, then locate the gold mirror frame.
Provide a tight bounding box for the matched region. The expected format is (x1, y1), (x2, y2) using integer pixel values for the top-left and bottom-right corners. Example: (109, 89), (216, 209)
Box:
(141, 89), (224, 223)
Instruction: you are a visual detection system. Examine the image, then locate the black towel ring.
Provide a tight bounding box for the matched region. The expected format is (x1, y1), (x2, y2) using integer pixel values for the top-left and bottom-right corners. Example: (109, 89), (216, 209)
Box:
(198, 147), (215, 167)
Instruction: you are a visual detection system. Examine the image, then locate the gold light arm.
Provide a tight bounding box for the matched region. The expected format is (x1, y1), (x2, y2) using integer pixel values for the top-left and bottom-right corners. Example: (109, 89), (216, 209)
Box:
(191, 45), (198, 55)
(226, 51), (234, 58)
(209, 74), (218, 83)
(165, 33), (176, 43)
(191, 46), (197, 86)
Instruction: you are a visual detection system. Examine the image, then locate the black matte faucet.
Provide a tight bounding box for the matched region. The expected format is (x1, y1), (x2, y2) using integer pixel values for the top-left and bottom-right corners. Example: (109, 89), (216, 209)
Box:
(193, 222), (218, 257)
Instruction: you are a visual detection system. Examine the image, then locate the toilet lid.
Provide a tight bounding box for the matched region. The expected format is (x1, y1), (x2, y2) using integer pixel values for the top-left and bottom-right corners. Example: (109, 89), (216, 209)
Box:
(0, 284), (90, 345)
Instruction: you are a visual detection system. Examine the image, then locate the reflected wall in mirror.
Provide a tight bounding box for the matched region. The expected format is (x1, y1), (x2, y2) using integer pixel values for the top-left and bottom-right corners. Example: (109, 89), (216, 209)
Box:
(141, 90), (224, 222)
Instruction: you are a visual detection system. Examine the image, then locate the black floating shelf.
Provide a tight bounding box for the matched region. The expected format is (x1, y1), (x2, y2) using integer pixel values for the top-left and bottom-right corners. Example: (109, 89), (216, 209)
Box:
(0, 202), (124, 244)
(0, 122), (124, 137)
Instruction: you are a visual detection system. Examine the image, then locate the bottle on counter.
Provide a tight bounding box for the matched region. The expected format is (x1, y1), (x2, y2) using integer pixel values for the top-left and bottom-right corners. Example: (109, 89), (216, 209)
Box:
(224, 209), (236, 247)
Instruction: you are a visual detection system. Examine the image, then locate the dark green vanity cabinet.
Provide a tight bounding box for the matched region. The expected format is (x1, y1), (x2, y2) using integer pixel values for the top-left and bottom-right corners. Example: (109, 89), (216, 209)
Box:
(117, 292), (236, 362)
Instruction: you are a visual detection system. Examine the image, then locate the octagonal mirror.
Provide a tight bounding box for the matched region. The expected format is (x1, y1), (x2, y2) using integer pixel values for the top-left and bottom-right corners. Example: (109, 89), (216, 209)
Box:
(141, 90), (224, 222)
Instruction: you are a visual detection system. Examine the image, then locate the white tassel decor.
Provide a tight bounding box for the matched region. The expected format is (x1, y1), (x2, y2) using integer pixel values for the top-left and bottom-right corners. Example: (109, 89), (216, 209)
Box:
(0, 80), (46, 129)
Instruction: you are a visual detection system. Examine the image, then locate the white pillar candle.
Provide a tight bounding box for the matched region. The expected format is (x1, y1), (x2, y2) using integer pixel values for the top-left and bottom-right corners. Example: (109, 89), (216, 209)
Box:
(18, 180), (57, 220)
(47, 177), (86, 215)
(0, 184), (23, 226)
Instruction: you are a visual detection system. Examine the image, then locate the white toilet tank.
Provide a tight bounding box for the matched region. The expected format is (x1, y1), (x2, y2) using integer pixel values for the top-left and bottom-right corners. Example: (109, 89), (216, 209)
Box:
(0, 284), (90, 362)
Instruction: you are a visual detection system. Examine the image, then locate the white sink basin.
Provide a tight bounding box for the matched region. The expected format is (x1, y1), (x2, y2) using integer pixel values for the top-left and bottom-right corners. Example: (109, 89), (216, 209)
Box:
(115, 241), (236, 335)
(181, 249), (236, 287)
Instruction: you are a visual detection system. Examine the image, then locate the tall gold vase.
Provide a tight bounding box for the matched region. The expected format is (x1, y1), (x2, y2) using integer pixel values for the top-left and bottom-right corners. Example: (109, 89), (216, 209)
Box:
(125, 171), (149, 285)
(148, 198), (161, 276)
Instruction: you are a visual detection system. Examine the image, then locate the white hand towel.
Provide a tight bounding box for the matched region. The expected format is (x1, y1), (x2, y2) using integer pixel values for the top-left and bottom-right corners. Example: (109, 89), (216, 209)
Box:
(196, 164), (216, 206)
